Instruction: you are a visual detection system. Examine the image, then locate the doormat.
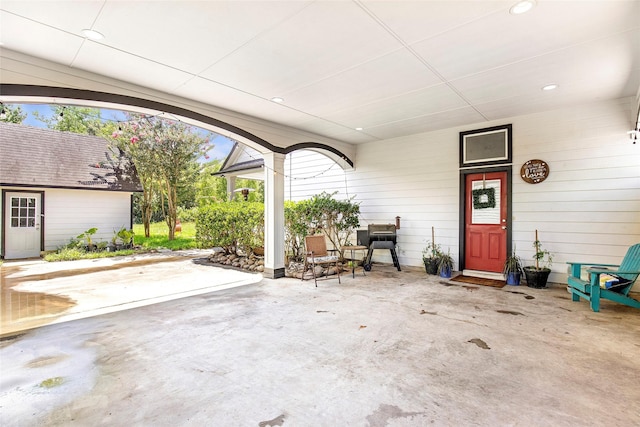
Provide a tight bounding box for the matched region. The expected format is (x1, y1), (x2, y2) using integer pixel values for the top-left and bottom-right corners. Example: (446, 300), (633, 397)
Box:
(449, 275), (506, 288)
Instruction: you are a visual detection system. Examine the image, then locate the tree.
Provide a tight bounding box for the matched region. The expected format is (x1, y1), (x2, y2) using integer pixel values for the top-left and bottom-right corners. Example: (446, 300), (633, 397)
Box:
(196, 160), (228, 206)
(112, 114), (210, 239)
(111, 114), (159, 237)
(0, 104), (27, 124)
(34, 105), (115, 136)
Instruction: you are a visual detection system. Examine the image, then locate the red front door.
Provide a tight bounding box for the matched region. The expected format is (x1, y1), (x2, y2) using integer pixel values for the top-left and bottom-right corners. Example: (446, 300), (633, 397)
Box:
(464, 171), (507, 272)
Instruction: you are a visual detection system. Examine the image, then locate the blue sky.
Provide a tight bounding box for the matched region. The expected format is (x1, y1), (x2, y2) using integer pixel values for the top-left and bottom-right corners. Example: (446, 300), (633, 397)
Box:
(16, 104), (234, 161)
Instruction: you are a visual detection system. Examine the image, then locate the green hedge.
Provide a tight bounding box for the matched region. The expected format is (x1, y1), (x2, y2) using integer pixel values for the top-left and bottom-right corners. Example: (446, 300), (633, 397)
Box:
(195, 202), (264, 254)
(195, 192), (359, 259)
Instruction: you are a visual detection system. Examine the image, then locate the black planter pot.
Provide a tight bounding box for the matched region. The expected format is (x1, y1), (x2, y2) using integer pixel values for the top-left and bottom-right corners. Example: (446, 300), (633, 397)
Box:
(424, 258), (438, 275)
(523, 267), (551, 288)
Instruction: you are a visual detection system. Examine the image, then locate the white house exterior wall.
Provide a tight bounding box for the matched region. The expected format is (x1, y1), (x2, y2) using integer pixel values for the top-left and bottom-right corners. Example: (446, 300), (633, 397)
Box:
(284, 150), (349, 201)
(1, 187), (132, 253)
(43, 188), (132, 250)
(287, 98), (640, 286)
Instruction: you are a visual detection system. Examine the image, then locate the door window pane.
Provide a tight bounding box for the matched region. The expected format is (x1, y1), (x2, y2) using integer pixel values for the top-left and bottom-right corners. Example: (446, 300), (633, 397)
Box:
(471, 180), (501, 224)
(9, 197), (37, 228)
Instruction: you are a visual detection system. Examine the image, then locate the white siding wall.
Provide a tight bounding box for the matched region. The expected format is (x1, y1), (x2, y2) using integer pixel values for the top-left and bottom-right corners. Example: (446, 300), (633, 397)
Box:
(289, 98), (640, 286)
(284, 150), (349, 201)
(347, 127), (460, 270)
(42, 188), (131, 250)
(509, 99), (640, 284)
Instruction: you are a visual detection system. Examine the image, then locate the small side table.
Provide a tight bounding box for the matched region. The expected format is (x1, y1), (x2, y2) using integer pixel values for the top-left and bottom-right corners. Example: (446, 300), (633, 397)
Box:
(341, 245), (368, 278)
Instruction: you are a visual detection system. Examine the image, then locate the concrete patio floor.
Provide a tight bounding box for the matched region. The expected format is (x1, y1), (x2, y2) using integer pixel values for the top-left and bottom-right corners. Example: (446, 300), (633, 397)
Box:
(1, 255), (639, 426)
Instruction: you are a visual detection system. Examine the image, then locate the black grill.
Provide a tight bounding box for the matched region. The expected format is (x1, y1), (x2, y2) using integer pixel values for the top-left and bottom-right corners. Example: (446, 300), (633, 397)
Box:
(360, 224), (401, 271)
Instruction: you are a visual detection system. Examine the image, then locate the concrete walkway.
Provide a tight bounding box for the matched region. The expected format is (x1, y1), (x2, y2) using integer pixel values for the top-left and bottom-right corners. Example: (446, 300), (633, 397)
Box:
(1, 250), (261, 336)
(1, 257), (639, 426)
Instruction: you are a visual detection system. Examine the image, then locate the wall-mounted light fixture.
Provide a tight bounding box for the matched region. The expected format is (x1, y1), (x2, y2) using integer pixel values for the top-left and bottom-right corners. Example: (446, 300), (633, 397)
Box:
(395, 216), (401, 230)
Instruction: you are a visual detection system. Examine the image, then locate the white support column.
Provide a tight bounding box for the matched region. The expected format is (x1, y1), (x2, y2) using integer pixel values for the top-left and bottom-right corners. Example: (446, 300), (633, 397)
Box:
(226, 176), (236, 201)
(263, 152), (286, 278)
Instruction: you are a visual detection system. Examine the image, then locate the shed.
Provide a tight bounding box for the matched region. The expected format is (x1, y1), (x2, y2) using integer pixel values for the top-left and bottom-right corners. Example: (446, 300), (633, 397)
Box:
(0, 122), (141, 259)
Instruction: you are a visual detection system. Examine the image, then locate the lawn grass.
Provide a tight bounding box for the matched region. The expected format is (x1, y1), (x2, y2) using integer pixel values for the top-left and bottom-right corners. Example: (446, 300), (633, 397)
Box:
(44, 248), (136, 262)
(133, 221), (199, 251)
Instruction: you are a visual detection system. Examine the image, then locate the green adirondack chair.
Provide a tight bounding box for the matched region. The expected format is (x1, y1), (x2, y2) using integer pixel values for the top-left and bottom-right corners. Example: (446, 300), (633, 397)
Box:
(567, 244), (640, 312)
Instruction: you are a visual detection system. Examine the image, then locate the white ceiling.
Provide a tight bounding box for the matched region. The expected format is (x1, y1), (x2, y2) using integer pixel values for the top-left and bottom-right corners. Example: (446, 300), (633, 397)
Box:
(1, 0), (638, 145)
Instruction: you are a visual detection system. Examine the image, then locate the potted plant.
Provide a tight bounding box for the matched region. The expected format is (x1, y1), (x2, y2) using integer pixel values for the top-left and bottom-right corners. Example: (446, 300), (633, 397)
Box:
(503, 247), (523, 286)
(107, 230), (119, 252)
(422, 240), (441, 275)
(77, 227), (98, 251)
(523, 230), (553, 288)
(117, 228), (135, 249)
(437, 249), (454, 278)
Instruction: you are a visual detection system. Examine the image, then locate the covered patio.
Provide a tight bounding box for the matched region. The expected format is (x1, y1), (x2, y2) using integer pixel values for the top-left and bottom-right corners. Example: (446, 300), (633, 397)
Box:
(2, 0), (638, 283)
(1, 1), (639, 424)
(1, 257), (639, 425)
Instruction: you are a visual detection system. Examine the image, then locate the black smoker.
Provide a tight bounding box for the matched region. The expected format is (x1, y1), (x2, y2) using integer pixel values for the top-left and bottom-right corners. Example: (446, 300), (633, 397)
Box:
(357, 224), (401, 271)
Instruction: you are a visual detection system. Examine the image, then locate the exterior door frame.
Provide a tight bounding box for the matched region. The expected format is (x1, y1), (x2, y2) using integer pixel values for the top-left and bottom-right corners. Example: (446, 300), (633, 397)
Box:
(1, 189), (45, 259)
(458, 166), (512, 272)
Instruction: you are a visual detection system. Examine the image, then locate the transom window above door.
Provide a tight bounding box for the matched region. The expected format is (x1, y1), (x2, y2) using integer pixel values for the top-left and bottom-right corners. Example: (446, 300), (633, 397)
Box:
(460, 124), (512, 168)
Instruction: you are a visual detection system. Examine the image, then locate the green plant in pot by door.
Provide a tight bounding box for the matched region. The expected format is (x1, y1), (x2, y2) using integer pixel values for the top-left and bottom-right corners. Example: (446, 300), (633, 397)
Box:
(523, 230), (553, 288)
(422, 226), (442, 275)
(503, 247), (523, 286)
(437, 250), (454, 278)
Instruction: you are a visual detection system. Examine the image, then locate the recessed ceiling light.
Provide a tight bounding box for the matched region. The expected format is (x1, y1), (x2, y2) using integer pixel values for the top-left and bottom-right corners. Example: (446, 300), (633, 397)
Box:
(270, 97), (284, 103)
(81, 29), (104, 40)
(510, 0), (536, 15)
(355, 127), (363, 131)
(542, 84), (558, 91)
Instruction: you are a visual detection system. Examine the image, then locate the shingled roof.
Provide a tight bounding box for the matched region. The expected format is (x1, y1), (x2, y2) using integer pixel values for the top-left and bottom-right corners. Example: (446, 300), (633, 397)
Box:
(0, 122), (141, 192)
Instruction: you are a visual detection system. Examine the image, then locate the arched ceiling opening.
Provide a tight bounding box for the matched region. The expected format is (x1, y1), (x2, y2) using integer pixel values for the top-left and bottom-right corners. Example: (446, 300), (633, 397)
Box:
(0, 84), (355, 169)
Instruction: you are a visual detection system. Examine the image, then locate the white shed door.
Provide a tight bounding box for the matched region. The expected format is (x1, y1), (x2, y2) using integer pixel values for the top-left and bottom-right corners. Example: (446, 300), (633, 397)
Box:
(5, 192), (42, 259)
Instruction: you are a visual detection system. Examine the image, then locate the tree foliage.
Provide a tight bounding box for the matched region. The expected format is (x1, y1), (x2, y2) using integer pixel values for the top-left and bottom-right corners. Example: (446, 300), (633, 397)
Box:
(111, 114), (211, 239)
(196, 160), (228, 206)
(0, 104), (27, 124)
(34, 105), (116, 137)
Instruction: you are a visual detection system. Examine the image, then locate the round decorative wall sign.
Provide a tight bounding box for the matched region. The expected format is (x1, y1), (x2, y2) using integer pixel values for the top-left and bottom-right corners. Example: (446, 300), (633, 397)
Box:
(520, 159), (549, 184)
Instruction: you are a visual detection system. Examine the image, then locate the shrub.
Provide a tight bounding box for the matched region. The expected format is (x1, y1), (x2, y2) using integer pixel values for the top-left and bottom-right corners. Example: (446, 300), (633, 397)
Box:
(195, 202), (264, 254)
(284, 200), (307, 261)
(295, 192), (360, 253)
(195, 192), (359, 259)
